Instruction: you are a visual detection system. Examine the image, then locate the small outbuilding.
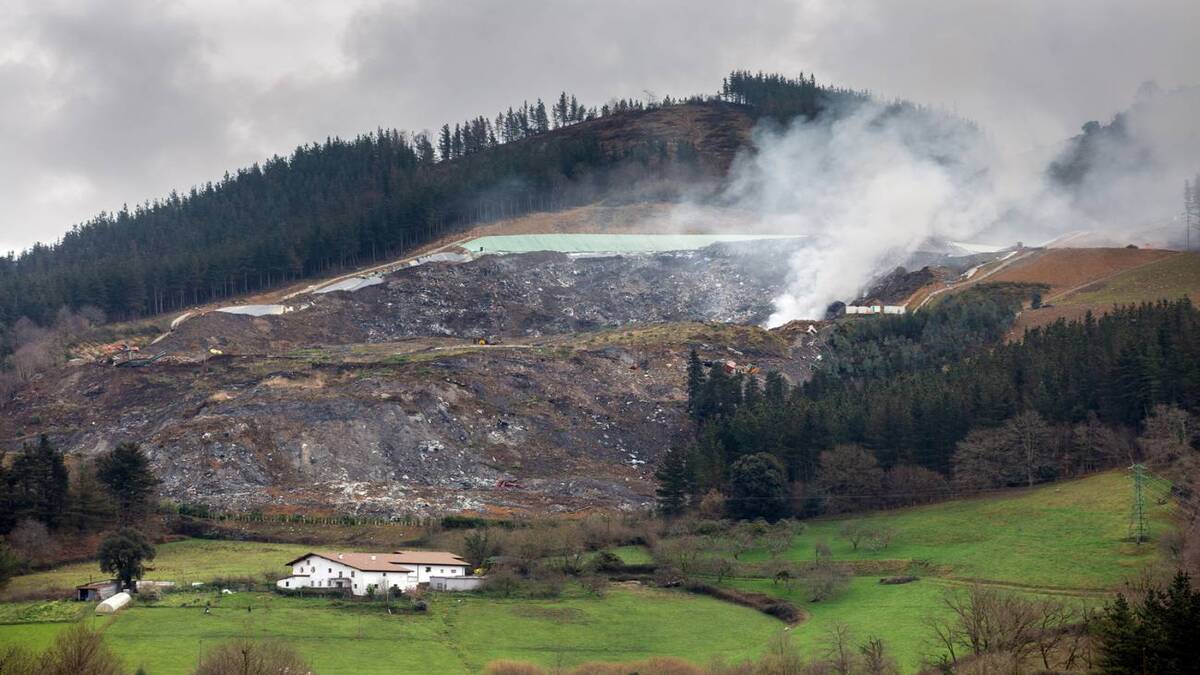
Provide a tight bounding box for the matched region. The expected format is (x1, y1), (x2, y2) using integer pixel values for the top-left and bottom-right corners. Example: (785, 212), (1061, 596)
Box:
(75, 580), (120, 602)
(429, 575), (485, 592)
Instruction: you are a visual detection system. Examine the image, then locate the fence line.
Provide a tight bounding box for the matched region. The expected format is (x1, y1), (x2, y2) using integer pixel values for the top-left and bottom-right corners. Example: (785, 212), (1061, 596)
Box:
(170, 508), (437, 528)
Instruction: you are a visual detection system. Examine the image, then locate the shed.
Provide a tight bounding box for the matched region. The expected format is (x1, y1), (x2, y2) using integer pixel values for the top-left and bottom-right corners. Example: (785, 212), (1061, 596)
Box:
(75, 580), (120, 602)
(429, 575), (485, 592)
(96, 592), (132, 614)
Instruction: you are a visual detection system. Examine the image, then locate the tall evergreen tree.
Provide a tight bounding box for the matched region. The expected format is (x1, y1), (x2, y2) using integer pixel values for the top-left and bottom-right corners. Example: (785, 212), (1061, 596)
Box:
(96, 443), (159, 526)
(654, 446), (693, 517)
(5, 435), (69, 530)
(686, 349), (705, 416)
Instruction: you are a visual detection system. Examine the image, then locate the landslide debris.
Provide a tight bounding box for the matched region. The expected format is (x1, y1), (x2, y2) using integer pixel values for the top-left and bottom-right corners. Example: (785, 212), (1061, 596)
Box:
(158, 242), (800, 358)
(1, 239), (829, 516)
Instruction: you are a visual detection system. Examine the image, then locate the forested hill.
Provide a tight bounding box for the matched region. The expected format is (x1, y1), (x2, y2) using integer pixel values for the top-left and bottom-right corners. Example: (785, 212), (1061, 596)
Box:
(0, 72), (879, 337)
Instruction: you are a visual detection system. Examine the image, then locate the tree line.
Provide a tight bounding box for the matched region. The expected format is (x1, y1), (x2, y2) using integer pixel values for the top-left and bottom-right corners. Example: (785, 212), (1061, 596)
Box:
(0, 438), (159, 591)
(659, 289), (1200, 520)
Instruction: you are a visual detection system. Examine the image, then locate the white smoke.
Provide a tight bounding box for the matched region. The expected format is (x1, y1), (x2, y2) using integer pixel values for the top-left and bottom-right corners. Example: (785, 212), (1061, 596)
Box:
(718, 103), (1024, 324)
(707, 85), (1199, 325)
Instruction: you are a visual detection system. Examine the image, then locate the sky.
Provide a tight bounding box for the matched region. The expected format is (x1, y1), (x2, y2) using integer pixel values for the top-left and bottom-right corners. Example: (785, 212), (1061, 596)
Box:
(0, 0), (1197, 254)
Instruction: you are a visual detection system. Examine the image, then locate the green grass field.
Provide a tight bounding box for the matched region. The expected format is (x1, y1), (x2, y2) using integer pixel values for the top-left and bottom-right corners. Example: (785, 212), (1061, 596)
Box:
(1063, 251), (1200, 306)
(5, 539), (316, 597)
(716, 471), (1164, 671)
(0, 586), (783, 674)
(746, 471), (1165, 589)
(731, 577), (952, 671)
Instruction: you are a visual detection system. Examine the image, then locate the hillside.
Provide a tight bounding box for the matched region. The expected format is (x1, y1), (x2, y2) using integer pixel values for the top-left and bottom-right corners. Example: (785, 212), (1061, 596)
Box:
(997, 249), (1198, 334)
(0, 240), (826, 514)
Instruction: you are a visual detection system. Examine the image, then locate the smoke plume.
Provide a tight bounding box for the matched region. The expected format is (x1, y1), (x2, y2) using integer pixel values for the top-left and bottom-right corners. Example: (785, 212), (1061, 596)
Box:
(709, 86), (1199, 325)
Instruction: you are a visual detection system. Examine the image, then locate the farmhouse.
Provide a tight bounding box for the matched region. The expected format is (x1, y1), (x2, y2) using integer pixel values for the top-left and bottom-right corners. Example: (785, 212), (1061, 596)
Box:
(276, 550), (471, 596)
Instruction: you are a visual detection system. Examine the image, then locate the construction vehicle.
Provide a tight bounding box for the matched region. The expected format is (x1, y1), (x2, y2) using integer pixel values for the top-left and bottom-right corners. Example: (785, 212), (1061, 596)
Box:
(703, 359), (760, 376)
(114, 352), (166, 368)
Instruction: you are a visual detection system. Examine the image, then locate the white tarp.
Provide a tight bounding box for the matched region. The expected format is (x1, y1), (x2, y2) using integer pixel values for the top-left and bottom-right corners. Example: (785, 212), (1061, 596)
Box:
(96, 591), (131, 614)
(216, 304), (289, 316)
(315, 275), (384, 294)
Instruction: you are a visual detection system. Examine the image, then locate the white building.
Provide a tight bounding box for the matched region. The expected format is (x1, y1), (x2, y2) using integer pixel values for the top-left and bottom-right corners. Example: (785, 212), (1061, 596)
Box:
(845, 305), (907, 316)
(277, 550), (471, 596)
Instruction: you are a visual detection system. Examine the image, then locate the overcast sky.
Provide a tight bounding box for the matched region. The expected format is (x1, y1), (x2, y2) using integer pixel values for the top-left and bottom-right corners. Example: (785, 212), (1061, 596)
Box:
(1, 0), (1196, 254)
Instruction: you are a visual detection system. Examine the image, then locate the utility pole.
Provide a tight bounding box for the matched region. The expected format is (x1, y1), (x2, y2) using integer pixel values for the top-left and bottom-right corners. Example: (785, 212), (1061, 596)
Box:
(1186, 180), (1192, 251)
(1129, 463), (1148, 545)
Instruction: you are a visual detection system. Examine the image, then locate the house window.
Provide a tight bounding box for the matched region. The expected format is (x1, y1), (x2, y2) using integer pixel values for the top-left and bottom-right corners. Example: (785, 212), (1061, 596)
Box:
(285, 581), (290, 587)
(425, 566), (431, 572)
(351, 571), (355, 578)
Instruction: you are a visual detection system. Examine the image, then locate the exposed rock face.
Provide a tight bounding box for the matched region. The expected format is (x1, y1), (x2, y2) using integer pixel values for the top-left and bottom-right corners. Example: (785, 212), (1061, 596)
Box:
(1, 242), (825, 515)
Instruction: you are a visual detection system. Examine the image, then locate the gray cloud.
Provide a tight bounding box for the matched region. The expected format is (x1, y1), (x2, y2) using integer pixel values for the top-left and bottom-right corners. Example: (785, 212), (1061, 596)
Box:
(0, 0), (1196, 253)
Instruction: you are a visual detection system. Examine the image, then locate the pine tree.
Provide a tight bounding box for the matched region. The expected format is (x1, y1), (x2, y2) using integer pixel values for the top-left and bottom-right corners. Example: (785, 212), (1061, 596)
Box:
(534, 99), (550, 134)
(96, 443), (159, 527)
(437, 124), (452, 162)
(686, 349), (705, 416)
(6, 435), (69, 530)
(654, 446), (693, 516)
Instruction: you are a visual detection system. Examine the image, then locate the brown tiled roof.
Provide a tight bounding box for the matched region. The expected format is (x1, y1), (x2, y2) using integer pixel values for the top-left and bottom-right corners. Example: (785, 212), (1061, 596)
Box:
(390, 550), (469, 566)
(282, 551), (413, 573)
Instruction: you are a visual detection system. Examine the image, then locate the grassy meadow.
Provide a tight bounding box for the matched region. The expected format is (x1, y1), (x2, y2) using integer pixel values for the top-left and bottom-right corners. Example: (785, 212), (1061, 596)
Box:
(0, 471), (1168, 673)
(4, 539), (316, 598)
(1, 586), (782, 674)
(744, 471), (1166, 589)
(1062, 251), (1200, 306)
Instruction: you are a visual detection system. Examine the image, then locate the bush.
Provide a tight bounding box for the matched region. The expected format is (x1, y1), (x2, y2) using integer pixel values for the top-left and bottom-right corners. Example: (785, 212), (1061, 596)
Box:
(194, 639), (312, 675)
(34, 624), (124, 675)
(525, 571), (567, 599)
(442, 515), (492, 529)
(589, 550), (624, 573)
(801, 563), (851, 602)
(482, 568), (522, 598)
(580, 574), (608, 597)
(683, 581), (802, 624)
(879, 576), (918, 585)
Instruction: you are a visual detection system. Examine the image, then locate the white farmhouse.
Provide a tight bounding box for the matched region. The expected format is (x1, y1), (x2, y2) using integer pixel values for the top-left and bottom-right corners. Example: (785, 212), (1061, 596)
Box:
(276, 550), (471, 596)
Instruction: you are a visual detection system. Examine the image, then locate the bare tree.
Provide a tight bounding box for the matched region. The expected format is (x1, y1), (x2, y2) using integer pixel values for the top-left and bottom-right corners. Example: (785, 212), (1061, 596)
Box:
(653, 536), (706, 582)
(1139, 404), (1198, 467)
(933, 585), (1044, 663)
(858, 636), (899, 675)
(194, 639), (313, 675)
(839, 521), (867, 550)
(802, 562), (851, 602)
(7, 519), (55, 567)
(823, 622), (856, 674)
